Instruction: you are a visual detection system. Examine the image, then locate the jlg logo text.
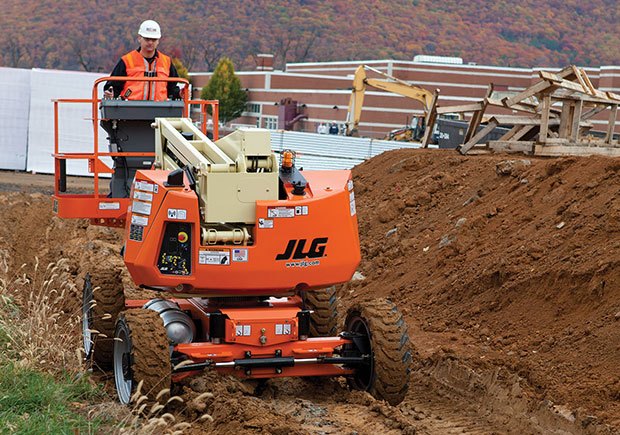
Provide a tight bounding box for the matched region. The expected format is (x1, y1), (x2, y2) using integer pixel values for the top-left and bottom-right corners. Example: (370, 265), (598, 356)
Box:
(275, 238), (328, 261)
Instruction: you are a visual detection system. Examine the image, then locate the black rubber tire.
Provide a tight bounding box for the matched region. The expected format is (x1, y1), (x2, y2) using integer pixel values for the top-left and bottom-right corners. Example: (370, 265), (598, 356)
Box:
(82, 266), (125, 370)
(345, 298), (412, 406)
(302, 286), (339, 337)
(113, 310), (171, 405)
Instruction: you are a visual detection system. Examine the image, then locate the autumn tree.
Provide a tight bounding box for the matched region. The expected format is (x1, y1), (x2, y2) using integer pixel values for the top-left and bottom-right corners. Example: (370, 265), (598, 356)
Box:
(200, 57), (247, 124)
(172, 57), (189, 79)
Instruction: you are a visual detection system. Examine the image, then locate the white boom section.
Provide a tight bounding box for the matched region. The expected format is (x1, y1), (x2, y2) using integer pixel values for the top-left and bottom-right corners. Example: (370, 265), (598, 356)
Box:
(153, 118), (278, 225)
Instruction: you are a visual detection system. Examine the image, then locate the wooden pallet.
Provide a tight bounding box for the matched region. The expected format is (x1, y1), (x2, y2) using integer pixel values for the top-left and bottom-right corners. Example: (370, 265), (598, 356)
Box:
(437, 65), (620, 156)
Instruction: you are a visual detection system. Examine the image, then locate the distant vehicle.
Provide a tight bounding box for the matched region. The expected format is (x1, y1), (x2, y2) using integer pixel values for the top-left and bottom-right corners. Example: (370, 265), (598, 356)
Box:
(344, 65), (439, 146)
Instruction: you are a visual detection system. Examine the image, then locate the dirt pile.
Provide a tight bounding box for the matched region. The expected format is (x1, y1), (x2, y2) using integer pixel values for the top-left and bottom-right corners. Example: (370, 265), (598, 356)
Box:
(0, 148), (619, 434)
(345, 149), (620, 428)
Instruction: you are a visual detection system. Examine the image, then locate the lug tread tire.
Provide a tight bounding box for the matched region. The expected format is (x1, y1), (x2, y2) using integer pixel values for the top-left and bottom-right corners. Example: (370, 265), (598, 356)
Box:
(346, 298), (412, 406)
(303, 286), (339, 337)
(119, 309), (171, 402)
(84, 264), (125, 369)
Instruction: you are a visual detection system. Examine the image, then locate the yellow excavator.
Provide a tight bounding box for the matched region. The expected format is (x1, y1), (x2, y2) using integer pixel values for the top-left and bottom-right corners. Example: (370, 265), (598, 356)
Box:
(345, 65), (439, 147)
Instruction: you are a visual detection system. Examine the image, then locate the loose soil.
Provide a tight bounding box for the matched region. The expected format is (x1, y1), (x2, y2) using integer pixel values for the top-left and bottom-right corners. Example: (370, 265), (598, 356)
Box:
(0, 149), (618, 434)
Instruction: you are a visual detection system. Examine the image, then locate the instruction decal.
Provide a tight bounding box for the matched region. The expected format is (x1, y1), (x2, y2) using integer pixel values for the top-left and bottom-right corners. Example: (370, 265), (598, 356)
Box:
(131, 214), (148, 227)
(236, 325), (251, 336)
(99, 202), (120, 210)
(232, 248), (248, 262)
(294, 205), (309, 216)
(167, 209), (187, 220)
(275, 323), (291, 335)
(133, 191), (153, 202)
(199, 250), (230, 265)
(258, 218), (274, 229)
(134, 180), (155, 193)
(268, 207), (295, 218)
(132, 200), (151, 216)
(349, 191), (356, 216)
(129, 224), (144, 242)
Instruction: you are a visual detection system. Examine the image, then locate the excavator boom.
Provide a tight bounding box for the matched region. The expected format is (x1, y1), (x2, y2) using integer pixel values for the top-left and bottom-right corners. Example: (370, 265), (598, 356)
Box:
(345, 65), (439, 146)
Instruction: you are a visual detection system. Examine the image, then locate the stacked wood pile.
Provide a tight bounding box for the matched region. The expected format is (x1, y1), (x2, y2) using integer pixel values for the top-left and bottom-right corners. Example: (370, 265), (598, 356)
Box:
(437, 66), (620, 156)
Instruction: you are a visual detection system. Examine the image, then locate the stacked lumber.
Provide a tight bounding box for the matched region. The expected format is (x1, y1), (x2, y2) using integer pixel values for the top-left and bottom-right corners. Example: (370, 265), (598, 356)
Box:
(440, 66), (620, 156)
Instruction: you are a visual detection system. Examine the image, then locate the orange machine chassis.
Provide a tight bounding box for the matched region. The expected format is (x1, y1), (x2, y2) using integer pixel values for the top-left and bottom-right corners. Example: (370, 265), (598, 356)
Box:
(54, 77), (365, 390)
(125, 297), (360, 382)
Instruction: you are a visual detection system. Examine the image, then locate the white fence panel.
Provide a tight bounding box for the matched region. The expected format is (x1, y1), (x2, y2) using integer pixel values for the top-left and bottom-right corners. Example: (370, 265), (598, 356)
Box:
(0, 68), (31, 170)
(27, 69), (107, 175)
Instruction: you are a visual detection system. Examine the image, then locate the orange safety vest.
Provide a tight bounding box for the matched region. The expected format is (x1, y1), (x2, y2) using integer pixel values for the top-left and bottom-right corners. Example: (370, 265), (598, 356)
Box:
(120, 50), (172, 101)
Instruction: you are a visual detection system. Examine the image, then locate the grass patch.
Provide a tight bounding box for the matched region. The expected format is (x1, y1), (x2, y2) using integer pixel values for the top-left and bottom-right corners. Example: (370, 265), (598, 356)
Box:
(0, 258), (109, 433)
(0, 362), (103, 434)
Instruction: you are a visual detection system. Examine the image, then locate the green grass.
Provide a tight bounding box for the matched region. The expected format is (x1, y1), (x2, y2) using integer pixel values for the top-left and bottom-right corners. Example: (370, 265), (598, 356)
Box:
(0, 363), (104, 434)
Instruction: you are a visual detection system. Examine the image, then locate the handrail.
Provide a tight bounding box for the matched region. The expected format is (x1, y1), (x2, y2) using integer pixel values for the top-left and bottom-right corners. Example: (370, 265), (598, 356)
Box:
(53, 76), (220, 211)
(189, 99), (219, 139)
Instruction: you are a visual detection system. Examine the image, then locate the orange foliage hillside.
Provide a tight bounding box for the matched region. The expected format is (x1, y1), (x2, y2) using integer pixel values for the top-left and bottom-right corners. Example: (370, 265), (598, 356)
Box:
(0, 0), (617, 72)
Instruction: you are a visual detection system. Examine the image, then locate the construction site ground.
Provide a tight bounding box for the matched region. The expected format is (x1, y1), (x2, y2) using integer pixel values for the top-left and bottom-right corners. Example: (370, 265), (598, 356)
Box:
(0, 148), (619, 434)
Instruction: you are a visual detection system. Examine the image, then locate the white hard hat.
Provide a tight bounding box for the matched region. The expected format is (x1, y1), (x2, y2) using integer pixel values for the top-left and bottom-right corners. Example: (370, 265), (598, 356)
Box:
(138, 20), (161, 39)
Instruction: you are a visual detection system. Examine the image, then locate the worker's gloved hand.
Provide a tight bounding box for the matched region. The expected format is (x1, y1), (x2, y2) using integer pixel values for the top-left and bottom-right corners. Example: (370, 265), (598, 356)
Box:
(103, 87), (114, 99)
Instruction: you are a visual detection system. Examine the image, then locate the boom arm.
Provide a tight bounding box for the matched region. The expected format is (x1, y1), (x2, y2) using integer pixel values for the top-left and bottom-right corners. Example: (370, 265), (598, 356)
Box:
(153, 118), (278, 226)
(345, 65), (438, 139)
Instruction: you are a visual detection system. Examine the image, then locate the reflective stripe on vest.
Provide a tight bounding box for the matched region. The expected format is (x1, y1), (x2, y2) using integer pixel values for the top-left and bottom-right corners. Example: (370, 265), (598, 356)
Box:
(121, 50), (171, 101)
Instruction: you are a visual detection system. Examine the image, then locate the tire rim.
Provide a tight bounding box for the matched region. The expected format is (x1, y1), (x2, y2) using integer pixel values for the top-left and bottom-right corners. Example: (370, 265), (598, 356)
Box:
(346, 314), (374, 391)
(82, 275), (94, 358)
(114, 321), (132, 405)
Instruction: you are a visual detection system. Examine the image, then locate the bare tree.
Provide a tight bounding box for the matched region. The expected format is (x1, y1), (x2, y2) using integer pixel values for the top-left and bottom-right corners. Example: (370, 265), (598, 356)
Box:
(291, 28), (322, 63)
(69, 35), (96, 72)
(268, 20), (323, 69)
(202, 37), (225, 72)
(179, 38), (200, 71)
(0, 34), (25, 67)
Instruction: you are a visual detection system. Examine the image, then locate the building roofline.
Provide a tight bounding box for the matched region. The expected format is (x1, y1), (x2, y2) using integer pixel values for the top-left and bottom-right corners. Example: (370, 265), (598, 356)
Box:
(285, 59), (534, 73)
(190, 70), (355, 81)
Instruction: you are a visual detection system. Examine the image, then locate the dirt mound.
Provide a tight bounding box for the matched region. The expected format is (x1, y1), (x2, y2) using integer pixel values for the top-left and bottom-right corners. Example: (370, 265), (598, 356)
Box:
(345, 149), (620, 427)
(1, 151), (619, 434)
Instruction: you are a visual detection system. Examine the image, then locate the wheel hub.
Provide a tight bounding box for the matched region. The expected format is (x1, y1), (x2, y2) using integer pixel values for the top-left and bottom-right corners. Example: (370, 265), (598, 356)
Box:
(345, 314), (374, 391)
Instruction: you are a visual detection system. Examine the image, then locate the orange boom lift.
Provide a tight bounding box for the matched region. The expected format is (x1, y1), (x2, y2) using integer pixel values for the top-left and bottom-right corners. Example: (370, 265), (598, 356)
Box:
(52, 77), (412, 405)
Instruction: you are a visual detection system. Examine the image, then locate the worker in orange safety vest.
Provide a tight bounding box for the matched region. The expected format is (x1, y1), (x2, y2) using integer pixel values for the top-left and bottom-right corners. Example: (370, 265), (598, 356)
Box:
(103, 20), (180, 101)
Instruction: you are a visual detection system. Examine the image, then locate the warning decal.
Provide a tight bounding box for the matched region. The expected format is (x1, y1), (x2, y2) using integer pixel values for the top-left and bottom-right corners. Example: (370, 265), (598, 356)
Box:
(199, 250), (230, 265)
(134, 180), (154, 192)
(268, 207), (295, 218)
